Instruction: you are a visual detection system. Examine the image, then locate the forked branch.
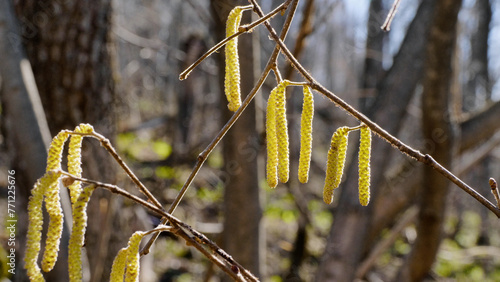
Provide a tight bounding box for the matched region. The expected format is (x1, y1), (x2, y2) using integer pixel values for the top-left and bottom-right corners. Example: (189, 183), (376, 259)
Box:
(60, 171), (258, 282)
(181, 0), (500, 217)
(249, 0), (500, 217)
(141, 0), (301, 256)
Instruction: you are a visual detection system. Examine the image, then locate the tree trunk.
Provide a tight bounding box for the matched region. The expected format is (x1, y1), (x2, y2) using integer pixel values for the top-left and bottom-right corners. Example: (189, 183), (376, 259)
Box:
(12, 1), (127, 281)
(211, 0), (263, 279)
(0, 1), (62, 280)
(396, 1), (462, 280)
(463, 0), (491, 111)
(366, 0), (497, 254)
(359, 0), (384, 112)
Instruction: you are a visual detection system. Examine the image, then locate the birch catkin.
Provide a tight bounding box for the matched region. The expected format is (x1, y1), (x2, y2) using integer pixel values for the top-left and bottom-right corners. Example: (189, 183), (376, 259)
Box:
(323, 127), (350, 204)
(67, 123), (94, 204)
(25, 171), (61, 281)
(46, 130), (70, 172)
(276, 80), (290, 183)
(266, 87), (279, 188)
(68, 185), (96, 282)
(110, 231), (146, 282)
(124, 232), (146, 282)
(42, 131), (70, 272)
(110, 248), (128, 282)
(358, 126), (372, 206)
(224, 6), (244, 111)
(298, 85), (314, 183)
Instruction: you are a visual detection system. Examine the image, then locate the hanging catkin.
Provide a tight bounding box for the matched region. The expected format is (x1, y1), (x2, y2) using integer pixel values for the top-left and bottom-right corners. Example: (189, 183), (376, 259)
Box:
(224, 6), (244, 111)
(276, 80), (290, 183)
(25, 171), (61, 281)
(323, 127), (350, 204)
(42, 130), (70, 272)
(68, 185), (96, 282)
(358, 126), (372, 206)
(67, 124), (94, 204)
(298, 85), (314, 183)
(266, 86), (279, 188)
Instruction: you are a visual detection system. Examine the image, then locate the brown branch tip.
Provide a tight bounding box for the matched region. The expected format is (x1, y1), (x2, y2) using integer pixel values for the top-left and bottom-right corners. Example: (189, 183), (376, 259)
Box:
(489, 178), (500, 209)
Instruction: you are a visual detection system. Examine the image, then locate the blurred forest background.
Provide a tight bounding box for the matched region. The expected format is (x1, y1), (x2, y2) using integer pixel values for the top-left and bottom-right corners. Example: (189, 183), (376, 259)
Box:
(1, 0), (500, 281)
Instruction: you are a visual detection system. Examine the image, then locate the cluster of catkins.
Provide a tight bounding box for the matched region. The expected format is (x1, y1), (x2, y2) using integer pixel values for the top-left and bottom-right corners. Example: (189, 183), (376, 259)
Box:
(25, 5), (373, 281)
(25, 124), (94, 281)
(266, 80), (314, 187)
(24, 124), (147, 282)
(223, 5), (373, 206)
(263, 79), (372, 206)
(322, 126), (372, 205)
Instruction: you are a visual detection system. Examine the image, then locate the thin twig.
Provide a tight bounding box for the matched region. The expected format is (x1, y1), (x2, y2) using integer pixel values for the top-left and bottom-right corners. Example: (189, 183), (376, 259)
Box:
(381, 0), (402, 31)
(87, 132), (163, 210)
(179, 2), (289, 80)
(255, 0), (500, 217)
(60, 171), (256, 281)
(140, 0), (299, 256)
(490, 178), (500, 209)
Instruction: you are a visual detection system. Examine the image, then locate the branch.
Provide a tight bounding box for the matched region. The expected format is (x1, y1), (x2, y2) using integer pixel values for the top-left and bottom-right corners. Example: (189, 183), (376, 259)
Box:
(140, 0), (300, 256)
(256, 0), (500, 217)
(460, 100), (500, 153)
(84, 131), (164, 210)
(179, 1), (291, 80)
(381, 0), (402, 31)
(60, 171), (258, 282)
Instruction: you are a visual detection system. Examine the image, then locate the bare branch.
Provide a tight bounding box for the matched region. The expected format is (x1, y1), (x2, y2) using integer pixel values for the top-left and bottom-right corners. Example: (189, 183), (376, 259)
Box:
(255, 0), (500, 217)
(60, 171), (257, 282)
(179, 1), (291, 80)
(490, 178), (500, 209)
(381, 0), (402, 31)
(141, 0), (300, 256)
(87, 132), (164, 210)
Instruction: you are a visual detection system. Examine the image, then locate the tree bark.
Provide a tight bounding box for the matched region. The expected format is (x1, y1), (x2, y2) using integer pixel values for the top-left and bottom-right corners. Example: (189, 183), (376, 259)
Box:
(396, 1), (462, 280)
(359, 0), (384, 112)
(0, 1), (66, 280)
(463, 0), (492, 111)
(211, 0), (263, 279)
(12, 1), (125, 281)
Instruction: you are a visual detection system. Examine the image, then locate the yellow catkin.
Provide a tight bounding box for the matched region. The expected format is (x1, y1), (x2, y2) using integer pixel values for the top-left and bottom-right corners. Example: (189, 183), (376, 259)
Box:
(110, 248), (128, 282)
(41, 179), (64, 272)
(358, 126), (372, 206)
(41, 130), (70, 272)
(25, 171), (60, 281)
(224, 6), (244, 111)
(298, 86), (314, 183)
(110, 231), (146, 282)
(323, 127), (350, 204)
(67, 123), (94, 204)
(124, 232), (146, 282)
(276, 80), (290, 183)
(46, 131), (70, 172)
(266, 87), (279, 188)
(68, 185), (96, 282)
